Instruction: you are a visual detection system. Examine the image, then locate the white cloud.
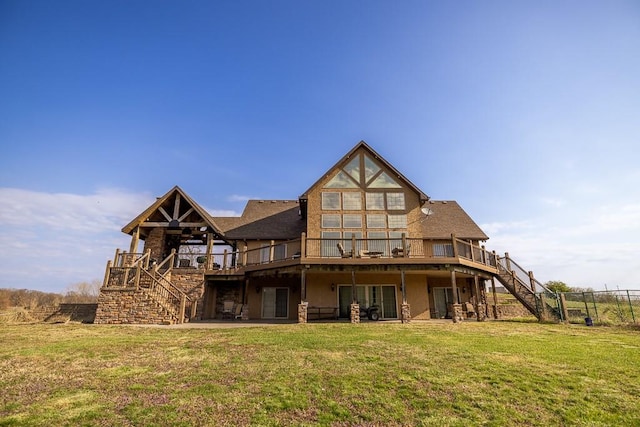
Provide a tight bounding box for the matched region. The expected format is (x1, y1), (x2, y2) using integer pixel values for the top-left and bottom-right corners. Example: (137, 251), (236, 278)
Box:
(482, 201), (640, 290)
(227, 194), (258, 203)
(0, 188), (155, 293)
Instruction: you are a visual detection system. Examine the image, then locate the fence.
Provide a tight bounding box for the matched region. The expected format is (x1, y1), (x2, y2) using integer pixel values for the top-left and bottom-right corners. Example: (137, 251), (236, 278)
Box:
(558, 290), (640, 325)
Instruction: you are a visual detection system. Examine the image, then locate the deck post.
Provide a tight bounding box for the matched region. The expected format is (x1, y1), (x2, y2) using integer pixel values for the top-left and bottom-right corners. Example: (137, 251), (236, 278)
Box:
(450, 269), (462, 323)
(504, 252), (512, 272)
(223, 249), (228, 270)
(269, 240), (275, 262)
(350, 270), (359, 323)
(451, 234), (458, 258)
(300, 233), (306, 259)
(300, 268), (307, 301)
(129, 226), (140, 254)
(401, 233), (407, 257)
(114, 248), (121, 267)
(491, 277), (499, 319)
(473, 274), (484, 321)
(400, 270), (411, 323)
(207, 232), (214, 268)
(103, 260), (112, 288)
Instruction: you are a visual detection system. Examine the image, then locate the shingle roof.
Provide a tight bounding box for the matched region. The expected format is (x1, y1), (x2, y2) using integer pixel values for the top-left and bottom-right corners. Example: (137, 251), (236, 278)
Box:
(419, 200), (488, 240)
(213, 200), (306, 240)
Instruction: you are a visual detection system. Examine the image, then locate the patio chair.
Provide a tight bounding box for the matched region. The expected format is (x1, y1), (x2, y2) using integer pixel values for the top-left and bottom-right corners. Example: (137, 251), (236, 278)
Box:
(464, 302), (476, 318)
(337, 243), (352, 258)
(234, 304), (244, 320)
(222, 300), (234, 319)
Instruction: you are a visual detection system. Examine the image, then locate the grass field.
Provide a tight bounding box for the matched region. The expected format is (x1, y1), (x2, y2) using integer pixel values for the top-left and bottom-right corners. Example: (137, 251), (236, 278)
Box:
(1, 321), (639, 426)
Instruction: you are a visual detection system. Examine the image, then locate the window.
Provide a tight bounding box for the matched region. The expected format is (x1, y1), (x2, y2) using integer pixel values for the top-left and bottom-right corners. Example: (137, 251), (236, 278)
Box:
(387, 214), (407, 229)
(343, 214), (362, 228)
(322, 192), (340, 210)
(343, 192), (362, 210)
(366, 193), (384, 210)
(386, 193), (405, 210)
(322, 214), (341, 228)
(367, 214), (386, 228)
(260, 244), (270, 263)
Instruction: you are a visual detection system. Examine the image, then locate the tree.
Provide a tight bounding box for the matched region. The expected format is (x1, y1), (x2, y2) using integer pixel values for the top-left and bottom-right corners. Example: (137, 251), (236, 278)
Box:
(544, 281), (572, 293)
(64, 280), (101, 303)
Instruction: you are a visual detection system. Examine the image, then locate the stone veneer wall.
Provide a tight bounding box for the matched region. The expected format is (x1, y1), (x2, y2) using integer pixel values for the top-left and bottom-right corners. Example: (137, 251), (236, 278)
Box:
(31, 303), (98, 323)
(144, 228), (166, 261)
(95, 288), (177, 324)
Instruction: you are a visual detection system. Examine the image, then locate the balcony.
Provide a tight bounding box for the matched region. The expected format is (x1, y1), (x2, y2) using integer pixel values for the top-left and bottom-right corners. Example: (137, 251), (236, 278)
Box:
(193, 233), (498, 275)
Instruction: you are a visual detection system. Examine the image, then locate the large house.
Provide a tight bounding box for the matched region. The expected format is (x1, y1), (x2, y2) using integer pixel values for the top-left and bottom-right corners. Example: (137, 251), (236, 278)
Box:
(95, 141), (558, 324)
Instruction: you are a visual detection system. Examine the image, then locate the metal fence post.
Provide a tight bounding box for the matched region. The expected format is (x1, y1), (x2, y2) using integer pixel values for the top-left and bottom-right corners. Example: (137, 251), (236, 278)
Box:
(628, 290), (636, 323)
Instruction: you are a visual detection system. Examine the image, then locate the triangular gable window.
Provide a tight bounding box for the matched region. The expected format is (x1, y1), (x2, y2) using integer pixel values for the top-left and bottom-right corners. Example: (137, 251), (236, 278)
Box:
(343, 157), (360, 182)
(325, 171), (359, 188)
(369, 172), (402, 188)
(323, 152), (402, 189)
(364, 155), (380, 183)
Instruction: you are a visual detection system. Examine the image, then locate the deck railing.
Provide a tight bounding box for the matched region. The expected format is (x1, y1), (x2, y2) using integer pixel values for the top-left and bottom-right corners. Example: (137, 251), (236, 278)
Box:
(193, 233), (497, 271)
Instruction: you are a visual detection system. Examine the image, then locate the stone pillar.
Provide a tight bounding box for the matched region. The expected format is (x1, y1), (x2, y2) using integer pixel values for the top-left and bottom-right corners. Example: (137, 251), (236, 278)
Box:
(401, 302), (411, 323)
(350, 303), (360, 323)
(298, 301), (308, 323)
(241, 304), (249, 320)
(476, 304), (487, 321)
(451, 303), (464, 323)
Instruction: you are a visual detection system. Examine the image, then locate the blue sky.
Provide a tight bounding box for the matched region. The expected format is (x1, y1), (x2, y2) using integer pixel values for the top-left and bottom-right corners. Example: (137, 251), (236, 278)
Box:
(1, 1), (639, 293)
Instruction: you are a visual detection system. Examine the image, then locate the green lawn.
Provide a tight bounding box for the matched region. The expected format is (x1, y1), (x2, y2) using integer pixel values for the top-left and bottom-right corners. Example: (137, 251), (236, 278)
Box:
(1, 321), (639, 426)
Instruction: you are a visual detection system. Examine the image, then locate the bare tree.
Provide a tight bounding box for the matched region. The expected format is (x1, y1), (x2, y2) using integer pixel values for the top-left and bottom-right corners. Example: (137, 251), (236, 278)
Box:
(64, 280), (102, 303)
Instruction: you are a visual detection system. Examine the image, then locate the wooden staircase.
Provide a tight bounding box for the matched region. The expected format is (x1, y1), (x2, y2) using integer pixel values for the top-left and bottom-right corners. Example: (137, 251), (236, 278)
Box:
(494, 253), (561, 321)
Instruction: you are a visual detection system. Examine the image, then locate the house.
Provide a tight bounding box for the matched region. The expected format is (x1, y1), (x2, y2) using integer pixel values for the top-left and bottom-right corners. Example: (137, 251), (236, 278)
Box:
(95, 141), (559, 324)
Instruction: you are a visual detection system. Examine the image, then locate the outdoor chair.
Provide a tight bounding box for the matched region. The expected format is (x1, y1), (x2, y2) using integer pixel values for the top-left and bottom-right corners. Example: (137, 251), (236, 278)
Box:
(464, 302), (476, 318)
(222, 300), (234, 319)
(233, 304), (244, 320)
(337, 243), (352, 258)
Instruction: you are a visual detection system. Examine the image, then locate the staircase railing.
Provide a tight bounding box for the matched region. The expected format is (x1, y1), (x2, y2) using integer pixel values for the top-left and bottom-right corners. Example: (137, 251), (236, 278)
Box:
(139, 269), (193, 323)
(496, 254), (561, 321)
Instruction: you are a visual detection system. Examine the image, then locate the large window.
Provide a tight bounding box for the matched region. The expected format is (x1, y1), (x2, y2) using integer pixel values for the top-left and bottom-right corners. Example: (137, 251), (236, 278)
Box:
(367, 214), (386, 228)
(387, 214), (407, 229)
(322, 214), (341, 228)
(322, 192), (340, 210)
(343, 192), (362, 210)
(386, 193), (405, 210)
(365, 193), (385, 210)
(343, 214), (362, 228)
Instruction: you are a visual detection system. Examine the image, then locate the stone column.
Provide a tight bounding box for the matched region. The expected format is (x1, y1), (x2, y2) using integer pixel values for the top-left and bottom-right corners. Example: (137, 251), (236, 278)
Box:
(451, 303), (464, 323)
(350, 303), (360, 323)
(241, 304), (249, 320)
(298, 301), (308, 323)
(401, 302), (411, 323)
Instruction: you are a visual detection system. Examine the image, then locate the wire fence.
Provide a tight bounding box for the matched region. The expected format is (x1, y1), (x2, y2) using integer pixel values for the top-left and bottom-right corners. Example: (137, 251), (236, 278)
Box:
(558, 290), (640, 325)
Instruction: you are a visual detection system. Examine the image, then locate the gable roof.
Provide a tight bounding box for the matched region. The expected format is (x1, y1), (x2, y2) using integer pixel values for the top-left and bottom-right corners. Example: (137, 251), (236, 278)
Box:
(213, 200), (305, 240)
(121, 186), (224, 238)
(419, 200), (489, 240)
(298, 140), (429, 203)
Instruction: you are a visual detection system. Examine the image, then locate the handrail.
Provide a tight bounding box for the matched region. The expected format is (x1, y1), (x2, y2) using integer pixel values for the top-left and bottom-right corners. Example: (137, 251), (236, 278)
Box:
(497, 255), (553, 294)
(139, 268), (193, 323)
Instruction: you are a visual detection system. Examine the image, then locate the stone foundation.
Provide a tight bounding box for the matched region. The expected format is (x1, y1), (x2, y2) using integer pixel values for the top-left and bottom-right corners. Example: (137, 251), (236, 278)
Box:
(350, 303), (360, 323)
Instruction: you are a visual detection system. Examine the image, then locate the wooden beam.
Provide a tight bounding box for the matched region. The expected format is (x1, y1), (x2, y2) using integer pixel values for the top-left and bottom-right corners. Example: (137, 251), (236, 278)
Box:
(158, 207), (172, 222)
(401, 270), (406, 304)
(301, 268), (307, 301)
(173, 193), (181, 219)
(139, 222), (208, 228)
(178, 207), (194, 222)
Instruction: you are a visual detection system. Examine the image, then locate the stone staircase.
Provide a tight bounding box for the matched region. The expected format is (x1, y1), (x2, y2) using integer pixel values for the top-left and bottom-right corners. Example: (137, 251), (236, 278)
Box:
(95, 251), (194, 325)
